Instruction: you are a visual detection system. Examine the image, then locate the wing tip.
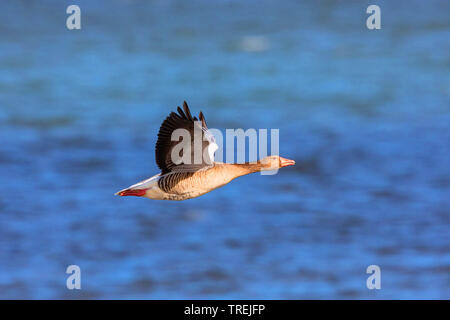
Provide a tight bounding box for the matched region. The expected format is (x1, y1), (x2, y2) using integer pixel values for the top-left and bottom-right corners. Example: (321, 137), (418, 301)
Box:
(199, 111), (207, 127)
(177, 106), (185, 118)
(182, 101), (193, 120)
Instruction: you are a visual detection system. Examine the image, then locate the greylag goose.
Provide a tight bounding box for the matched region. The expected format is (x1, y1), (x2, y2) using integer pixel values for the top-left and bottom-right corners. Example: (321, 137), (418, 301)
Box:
(116, 101), (295, 200)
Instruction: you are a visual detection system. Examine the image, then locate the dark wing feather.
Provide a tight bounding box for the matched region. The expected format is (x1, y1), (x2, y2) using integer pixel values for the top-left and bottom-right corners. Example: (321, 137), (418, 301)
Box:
(155, 101), (216, 174)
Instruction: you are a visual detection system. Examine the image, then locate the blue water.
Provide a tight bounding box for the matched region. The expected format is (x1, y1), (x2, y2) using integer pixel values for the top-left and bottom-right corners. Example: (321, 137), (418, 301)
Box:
(0, 0), (449, 299)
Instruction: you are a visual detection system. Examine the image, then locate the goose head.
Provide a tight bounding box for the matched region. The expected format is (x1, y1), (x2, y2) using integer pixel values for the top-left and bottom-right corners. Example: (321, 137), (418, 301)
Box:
(260, 155), (295, 170)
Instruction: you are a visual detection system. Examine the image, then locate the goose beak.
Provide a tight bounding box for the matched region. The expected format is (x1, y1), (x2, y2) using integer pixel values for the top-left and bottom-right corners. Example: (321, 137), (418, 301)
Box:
(280, 157), (296, 167)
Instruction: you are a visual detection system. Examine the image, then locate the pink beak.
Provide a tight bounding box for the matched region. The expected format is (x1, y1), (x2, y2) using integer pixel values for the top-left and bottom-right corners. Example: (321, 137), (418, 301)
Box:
(280, 157), (296, 167)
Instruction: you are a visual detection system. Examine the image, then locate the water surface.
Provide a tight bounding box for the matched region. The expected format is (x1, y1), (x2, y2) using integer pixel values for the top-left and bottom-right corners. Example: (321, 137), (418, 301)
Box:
(0, 0), (449, 299)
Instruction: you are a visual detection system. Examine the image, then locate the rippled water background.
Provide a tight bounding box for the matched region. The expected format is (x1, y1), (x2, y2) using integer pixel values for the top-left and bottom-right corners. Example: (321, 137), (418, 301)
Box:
(0, 0), (449, 299)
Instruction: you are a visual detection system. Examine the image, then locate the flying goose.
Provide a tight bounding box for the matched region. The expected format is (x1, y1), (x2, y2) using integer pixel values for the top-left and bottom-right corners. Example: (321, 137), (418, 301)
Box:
(116, 101), (295, 200)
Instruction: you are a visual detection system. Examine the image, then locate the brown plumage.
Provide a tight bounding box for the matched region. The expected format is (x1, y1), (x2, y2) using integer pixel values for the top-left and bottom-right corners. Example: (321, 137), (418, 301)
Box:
(115, 101), (295, 200)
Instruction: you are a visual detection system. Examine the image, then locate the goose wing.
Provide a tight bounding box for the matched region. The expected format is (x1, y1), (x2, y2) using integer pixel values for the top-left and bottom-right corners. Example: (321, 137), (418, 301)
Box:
(155, 101), (218, 174)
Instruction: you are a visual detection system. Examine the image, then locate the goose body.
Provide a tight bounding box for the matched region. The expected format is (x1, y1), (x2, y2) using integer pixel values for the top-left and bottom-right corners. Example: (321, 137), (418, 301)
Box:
(116, 102), (295, 201)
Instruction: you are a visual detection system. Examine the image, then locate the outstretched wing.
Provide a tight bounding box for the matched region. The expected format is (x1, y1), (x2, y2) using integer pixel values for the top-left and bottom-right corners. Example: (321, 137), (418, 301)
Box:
(155, 101), (218, 174)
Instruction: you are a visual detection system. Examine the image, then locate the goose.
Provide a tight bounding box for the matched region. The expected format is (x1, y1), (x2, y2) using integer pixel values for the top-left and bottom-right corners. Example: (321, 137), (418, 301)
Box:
(115, 101), (295, 200)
